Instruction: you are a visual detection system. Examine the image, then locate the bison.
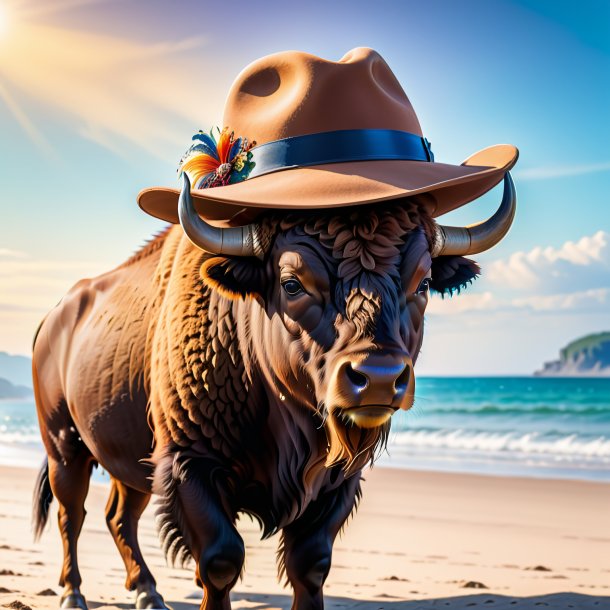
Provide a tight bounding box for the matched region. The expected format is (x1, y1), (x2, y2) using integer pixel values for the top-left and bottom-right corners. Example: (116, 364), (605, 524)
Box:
(31, 169), (515, 610)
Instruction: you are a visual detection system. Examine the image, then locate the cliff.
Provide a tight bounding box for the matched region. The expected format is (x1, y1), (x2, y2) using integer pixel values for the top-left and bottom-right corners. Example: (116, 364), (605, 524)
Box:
(0, 377), (32, 399)
(535, 332), (610, 377)
(0, 351), (32, 388)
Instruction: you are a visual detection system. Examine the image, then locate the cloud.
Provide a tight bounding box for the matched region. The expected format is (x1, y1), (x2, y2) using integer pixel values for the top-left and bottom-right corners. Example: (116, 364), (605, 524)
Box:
(17, 0), (115, 20)
(486, 230), (609, 292)
(427, 230), (610, 316)
(426, 291), (497, 315)
(0, 303), (46, 313)
(515, 161), (610, 180)
(0, 256), (109, 309)
(511, 288), (609, 312)
(0, 248), (28, 258)
(0, 252), (110, 355)
(0, 258), (106, 275)
(428, 287), (610, 317)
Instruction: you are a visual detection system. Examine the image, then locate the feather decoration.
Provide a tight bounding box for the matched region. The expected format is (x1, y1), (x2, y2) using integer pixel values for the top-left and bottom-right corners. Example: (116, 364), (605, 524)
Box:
(178, 127), (256, 189)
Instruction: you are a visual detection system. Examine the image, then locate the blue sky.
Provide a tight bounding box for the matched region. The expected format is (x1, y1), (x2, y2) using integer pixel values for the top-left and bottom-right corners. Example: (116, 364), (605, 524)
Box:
(0, 0), (608, 373)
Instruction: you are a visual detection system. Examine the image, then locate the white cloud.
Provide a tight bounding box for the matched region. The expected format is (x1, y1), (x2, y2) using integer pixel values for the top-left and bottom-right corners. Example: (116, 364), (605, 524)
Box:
(427, 291), (497, 315)
(0, 248), (28, 258)
(0, 256), (109, 311)
(486, 230), (609, 292)
(0, 252), (111, 355)
(428, 288), (609, 316)
(516, 161), (610, 180)
(512, 288), (609, 312)
(427, 230), (610, 317)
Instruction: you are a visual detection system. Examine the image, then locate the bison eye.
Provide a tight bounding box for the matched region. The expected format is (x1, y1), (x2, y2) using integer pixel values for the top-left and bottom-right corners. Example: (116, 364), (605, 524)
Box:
(281, 278), (305, 297)
(416, 277), (431, 295)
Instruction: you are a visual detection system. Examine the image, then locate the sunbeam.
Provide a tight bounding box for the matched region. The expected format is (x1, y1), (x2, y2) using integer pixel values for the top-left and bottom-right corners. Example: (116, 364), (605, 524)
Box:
(0, 81), (56, 158)
(0, 8), (220, 161)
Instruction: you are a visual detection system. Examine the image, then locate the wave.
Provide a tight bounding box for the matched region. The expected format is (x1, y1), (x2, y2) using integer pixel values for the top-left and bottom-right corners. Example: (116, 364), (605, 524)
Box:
(388, 428), (610, 460)
(0, 432), (42, 445)
(0, 425), (42, 445)
(409, 404), (610, 417)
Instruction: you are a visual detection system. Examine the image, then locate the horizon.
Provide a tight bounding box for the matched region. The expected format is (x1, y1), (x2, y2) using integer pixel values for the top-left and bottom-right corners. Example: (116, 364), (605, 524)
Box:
(0, 0), (609, 374)
(3, 347), (610, 381)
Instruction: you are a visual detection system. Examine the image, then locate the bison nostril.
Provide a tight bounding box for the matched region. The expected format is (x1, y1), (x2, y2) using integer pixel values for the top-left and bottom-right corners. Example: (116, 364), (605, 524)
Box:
(345, 363), (368, 391)
(395, 363), (411, 391)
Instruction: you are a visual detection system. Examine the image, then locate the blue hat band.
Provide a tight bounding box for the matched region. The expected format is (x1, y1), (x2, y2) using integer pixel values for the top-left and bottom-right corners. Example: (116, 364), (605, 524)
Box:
(247, 128), (434, 180)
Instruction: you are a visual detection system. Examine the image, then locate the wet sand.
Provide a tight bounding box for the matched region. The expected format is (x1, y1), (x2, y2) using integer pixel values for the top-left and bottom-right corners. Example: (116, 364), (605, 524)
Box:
(0, 464), (608, 609)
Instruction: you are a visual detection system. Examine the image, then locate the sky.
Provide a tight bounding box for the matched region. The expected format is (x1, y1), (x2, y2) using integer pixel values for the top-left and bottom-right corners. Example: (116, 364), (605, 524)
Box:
(0, 0), (608, 374)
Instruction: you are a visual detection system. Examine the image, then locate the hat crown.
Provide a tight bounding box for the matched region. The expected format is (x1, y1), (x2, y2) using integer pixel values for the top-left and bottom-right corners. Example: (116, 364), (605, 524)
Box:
(223, 47), (423, 145)
(138, 47), (517, 227)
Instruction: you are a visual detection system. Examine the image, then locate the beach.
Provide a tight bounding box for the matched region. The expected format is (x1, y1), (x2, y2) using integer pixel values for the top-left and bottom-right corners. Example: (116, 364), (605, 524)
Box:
(0, 464), (608, 610)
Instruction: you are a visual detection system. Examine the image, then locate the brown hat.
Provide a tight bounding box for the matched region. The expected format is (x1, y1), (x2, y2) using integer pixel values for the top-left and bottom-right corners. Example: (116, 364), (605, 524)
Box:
(137, 47), (518, 227)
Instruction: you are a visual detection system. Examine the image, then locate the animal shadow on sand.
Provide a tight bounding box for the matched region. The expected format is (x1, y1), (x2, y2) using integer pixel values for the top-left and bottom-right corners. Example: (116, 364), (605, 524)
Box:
(158, 591), (610, 609)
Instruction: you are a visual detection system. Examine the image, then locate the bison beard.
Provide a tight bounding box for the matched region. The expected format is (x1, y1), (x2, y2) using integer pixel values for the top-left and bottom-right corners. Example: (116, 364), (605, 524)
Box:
(324, 411), (391, 474)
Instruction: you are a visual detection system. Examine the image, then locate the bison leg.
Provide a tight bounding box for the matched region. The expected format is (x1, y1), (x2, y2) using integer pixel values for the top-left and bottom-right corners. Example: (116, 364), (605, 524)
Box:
(105, 478), (168, 609)
(47, 450), (95, 610)
(184, 484), (244, 610)
(280, 474), (362, 610)
(155, 456), (245, 610)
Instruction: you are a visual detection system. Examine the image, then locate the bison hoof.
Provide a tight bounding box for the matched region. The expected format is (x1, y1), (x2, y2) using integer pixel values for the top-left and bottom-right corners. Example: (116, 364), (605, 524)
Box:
(135, 589), (170, 610)
(60, 592), (88, 610)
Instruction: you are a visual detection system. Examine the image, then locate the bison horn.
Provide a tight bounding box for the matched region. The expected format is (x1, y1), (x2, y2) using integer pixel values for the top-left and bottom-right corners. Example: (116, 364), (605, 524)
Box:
(430, 172), (516, 257)
(178, 173), (265, 258)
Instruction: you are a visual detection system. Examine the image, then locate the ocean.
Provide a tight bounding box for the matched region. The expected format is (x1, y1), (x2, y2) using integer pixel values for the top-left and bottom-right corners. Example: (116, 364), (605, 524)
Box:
(1, 377), (609, 482)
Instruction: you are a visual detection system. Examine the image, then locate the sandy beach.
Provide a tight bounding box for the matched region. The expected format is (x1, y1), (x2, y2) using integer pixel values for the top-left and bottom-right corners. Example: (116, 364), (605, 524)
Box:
(0, 464), (608, 610)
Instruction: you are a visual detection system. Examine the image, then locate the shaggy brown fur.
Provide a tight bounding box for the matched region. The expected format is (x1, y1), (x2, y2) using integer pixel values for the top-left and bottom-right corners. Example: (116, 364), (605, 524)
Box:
(32, 198), (477, 610)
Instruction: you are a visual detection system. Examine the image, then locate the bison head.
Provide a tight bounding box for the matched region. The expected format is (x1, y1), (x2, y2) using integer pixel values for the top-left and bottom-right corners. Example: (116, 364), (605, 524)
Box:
(178, 174), (516, 471)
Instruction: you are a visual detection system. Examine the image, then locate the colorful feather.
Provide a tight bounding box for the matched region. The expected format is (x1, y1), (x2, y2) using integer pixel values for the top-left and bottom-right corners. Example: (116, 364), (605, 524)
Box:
(178, 127), (256, 189)
(191, 131), (219, 159)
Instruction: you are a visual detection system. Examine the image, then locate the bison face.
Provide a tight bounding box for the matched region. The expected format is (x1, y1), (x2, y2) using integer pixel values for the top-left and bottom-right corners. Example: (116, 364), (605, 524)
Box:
(269, 227), (427, 427)
(200, 204), (480, 470)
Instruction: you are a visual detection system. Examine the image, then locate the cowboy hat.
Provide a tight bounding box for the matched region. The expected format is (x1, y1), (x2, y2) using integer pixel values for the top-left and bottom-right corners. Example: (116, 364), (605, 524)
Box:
(137, 47), (518, 227)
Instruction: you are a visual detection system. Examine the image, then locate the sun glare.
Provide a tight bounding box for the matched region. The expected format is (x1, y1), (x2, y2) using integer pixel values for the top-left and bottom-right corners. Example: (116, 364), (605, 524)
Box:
(0, 4), (8, 38)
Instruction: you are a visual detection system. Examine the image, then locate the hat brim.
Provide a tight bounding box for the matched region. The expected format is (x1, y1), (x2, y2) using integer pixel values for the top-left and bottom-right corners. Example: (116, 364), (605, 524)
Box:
(137, 144), (518, 227)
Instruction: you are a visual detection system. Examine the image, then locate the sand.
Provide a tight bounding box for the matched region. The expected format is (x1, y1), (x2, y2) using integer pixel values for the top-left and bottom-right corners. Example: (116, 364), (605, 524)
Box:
(0, 464), (608, 609)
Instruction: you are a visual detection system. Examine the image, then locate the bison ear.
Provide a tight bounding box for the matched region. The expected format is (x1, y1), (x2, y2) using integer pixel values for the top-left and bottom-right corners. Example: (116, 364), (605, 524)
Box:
(200, 256), (266, 301)
(430, 256), (480, 297)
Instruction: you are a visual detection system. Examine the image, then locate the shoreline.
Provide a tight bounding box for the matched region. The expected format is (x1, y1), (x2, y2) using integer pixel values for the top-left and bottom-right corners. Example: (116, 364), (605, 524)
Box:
(375, 457), (610, 485)
(0, 464), (609, 610)
(1, 440), (609, 485)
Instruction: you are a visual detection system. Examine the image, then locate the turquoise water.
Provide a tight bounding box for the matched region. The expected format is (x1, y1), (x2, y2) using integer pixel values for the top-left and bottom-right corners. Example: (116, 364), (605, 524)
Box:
(380, 377), (610, 481)
(1, 377), (609, 481)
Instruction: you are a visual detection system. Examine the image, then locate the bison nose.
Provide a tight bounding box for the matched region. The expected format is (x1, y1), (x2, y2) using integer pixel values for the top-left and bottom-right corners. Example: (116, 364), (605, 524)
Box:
(336, 352), (414, 410)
